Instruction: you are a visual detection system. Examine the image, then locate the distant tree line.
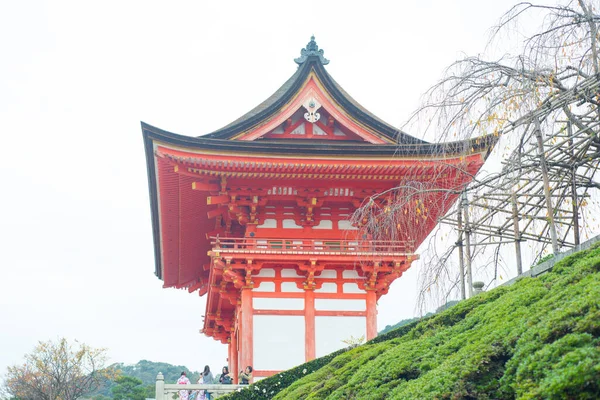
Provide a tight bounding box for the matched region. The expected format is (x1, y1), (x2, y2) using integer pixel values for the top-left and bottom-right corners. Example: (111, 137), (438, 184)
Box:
(1, 338), (201, 400)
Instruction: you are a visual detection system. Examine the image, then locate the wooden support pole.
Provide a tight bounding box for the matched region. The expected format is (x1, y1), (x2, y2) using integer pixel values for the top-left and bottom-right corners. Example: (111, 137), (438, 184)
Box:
(568, 122), (581, 246)
(511, 190), (523, 275)
(456, 207), (466, 300)
(462, 192), (473, 297)
(534, 118), (560, 254)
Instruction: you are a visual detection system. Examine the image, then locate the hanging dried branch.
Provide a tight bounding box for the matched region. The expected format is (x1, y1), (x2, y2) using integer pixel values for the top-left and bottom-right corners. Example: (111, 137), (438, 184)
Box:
(353, 0), (600, 314)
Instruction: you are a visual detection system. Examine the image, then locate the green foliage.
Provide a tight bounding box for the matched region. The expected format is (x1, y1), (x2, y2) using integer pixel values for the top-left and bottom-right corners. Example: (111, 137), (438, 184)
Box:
(222, 245), (600, 399)
(88, 360), (199, 398)
(536, 253), (555, 265)
(221, 348), (349, 400)
(115, 359), (200, 386)
(111, 376), (149, 400)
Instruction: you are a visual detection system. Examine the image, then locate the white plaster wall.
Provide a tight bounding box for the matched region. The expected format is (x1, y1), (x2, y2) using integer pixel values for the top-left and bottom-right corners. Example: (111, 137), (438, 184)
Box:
(255, 268), (275, 277)
(254, 282), (275, 292)
(254, 315), (305, 370)
(343, 283), (365, 293)
(257, 219), (277, 228)
(282, 219), (302, 229)
(338, 220), (357, 230)
(253, 297), (304, 310)
(342, 270), (360, 279)
(313, 220), (332, 229)
(314, 298), (366, 311)
(281, 268), (302, 278)
(316, 270), (337, 279)
(315, 316), (366, 357)
(281, 282), (304, 292)
(315, 283), (338, 293)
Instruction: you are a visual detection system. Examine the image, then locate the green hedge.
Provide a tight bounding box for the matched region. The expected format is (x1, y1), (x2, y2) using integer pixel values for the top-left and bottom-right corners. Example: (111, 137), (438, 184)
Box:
(221, 347), (349, 400)
(272, 244), (600, 399)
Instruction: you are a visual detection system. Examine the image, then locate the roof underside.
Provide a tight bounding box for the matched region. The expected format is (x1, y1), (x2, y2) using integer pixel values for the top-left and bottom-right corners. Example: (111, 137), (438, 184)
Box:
(140, 40), (498, 287)
(143, 122), (496, 157)
(142, 121), (495, 283)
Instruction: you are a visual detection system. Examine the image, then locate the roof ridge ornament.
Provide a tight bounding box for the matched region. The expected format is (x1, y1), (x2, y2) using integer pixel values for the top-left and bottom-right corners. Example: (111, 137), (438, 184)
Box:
(294, 35), (330, 65)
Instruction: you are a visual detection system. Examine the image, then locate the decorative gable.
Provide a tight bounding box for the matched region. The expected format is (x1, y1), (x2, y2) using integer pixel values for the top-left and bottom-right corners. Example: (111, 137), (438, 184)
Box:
(205, 36), (424, 145)
(261, 106), (370, 141)
(233, 75), (391, 144)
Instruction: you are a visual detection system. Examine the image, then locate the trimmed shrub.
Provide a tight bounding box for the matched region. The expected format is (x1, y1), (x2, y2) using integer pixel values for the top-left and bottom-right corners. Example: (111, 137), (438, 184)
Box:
(224, 245), (600, 399)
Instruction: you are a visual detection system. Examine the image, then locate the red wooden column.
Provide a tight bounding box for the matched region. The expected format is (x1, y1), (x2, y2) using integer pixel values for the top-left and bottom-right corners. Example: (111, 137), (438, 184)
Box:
(305, 289), (316, 361)
(231, 331), (239, 384)
(365, 290), (377, 340)
(227, 342), (233, 382)
(240, 288), (253, 372)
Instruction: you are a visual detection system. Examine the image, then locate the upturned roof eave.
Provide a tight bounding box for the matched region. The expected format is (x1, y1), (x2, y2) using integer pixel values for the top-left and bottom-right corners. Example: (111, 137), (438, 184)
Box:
(202, 56), (424, 144)
(141, 121), (497, 282)
(142, 121), (497, 158)
(142, 124), (164, 279)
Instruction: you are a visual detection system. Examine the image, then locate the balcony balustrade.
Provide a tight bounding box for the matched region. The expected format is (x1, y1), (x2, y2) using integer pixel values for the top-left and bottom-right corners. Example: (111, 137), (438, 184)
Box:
(209, 237), (414, 258)
(155, 373), (243, 399)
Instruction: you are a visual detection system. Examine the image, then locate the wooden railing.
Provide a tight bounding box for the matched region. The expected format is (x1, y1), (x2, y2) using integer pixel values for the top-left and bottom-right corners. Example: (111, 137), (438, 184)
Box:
(210, 237), (414, 255)
(155, 372), (243, 399)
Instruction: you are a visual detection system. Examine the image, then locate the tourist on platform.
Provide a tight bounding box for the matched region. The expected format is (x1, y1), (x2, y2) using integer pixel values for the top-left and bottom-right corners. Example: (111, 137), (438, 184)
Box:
(189, 374), (202, 400)
(201, 365), (214, 400)
(219, 366), (233, 384)
(238, 366), (253, 385)
(176, 371), (191, 400)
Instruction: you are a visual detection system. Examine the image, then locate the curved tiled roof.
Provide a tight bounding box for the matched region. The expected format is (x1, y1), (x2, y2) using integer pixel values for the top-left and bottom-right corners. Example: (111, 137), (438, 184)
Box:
(204, 55), (426, 145)
(143, 122), (495, 157)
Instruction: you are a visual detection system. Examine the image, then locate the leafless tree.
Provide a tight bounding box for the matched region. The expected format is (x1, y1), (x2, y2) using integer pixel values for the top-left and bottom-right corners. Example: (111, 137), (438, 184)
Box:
(353, 0), (600, 313)
(3, 338), (115, 400)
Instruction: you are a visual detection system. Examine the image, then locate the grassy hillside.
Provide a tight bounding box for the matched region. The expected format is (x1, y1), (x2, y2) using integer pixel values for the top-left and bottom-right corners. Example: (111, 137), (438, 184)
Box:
(228, 244), (600, 399)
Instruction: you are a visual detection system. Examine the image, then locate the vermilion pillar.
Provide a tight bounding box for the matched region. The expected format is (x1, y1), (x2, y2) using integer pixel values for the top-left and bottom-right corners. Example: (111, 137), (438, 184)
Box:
(240, 288), (253, 372)
(305, 290), (316, 361)
(366, 290), (377, 340)
(231, 332), (239, 384)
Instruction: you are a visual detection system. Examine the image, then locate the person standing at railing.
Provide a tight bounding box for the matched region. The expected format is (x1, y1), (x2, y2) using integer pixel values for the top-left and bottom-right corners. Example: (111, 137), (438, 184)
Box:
(176, 371), (191, 400)
(238, 366), (253, 385)
(219, 366), (233, 384)
(200, 365), (214, 400)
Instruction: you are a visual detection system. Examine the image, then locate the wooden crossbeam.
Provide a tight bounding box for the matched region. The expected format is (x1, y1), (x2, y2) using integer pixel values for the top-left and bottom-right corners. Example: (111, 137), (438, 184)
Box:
(192, 181), (220, 191)
(207, 207), (227, 219)
(207, 195), (230, 205)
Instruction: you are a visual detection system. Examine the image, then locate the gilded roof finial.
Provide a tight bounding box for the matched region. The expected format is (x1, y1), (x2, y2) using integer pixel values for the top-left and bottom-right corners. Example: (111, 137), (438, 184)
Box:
(295, 35), (329, 65)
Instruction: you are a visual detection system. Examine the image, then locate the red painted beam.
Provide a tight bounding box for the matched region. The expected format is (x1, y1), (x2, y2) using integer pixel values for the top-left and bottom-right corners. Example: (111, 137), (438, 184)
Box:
(192, 181), (220, 191)
(207, 195), (230, 205)
(207, 207), (227, 219)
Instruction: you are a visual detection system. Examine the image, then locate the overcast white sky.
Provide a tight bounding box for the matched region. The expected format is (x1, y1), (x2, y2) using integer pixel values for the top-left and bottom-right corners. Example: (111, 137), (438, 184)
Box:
(1, 0), (538, 381)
